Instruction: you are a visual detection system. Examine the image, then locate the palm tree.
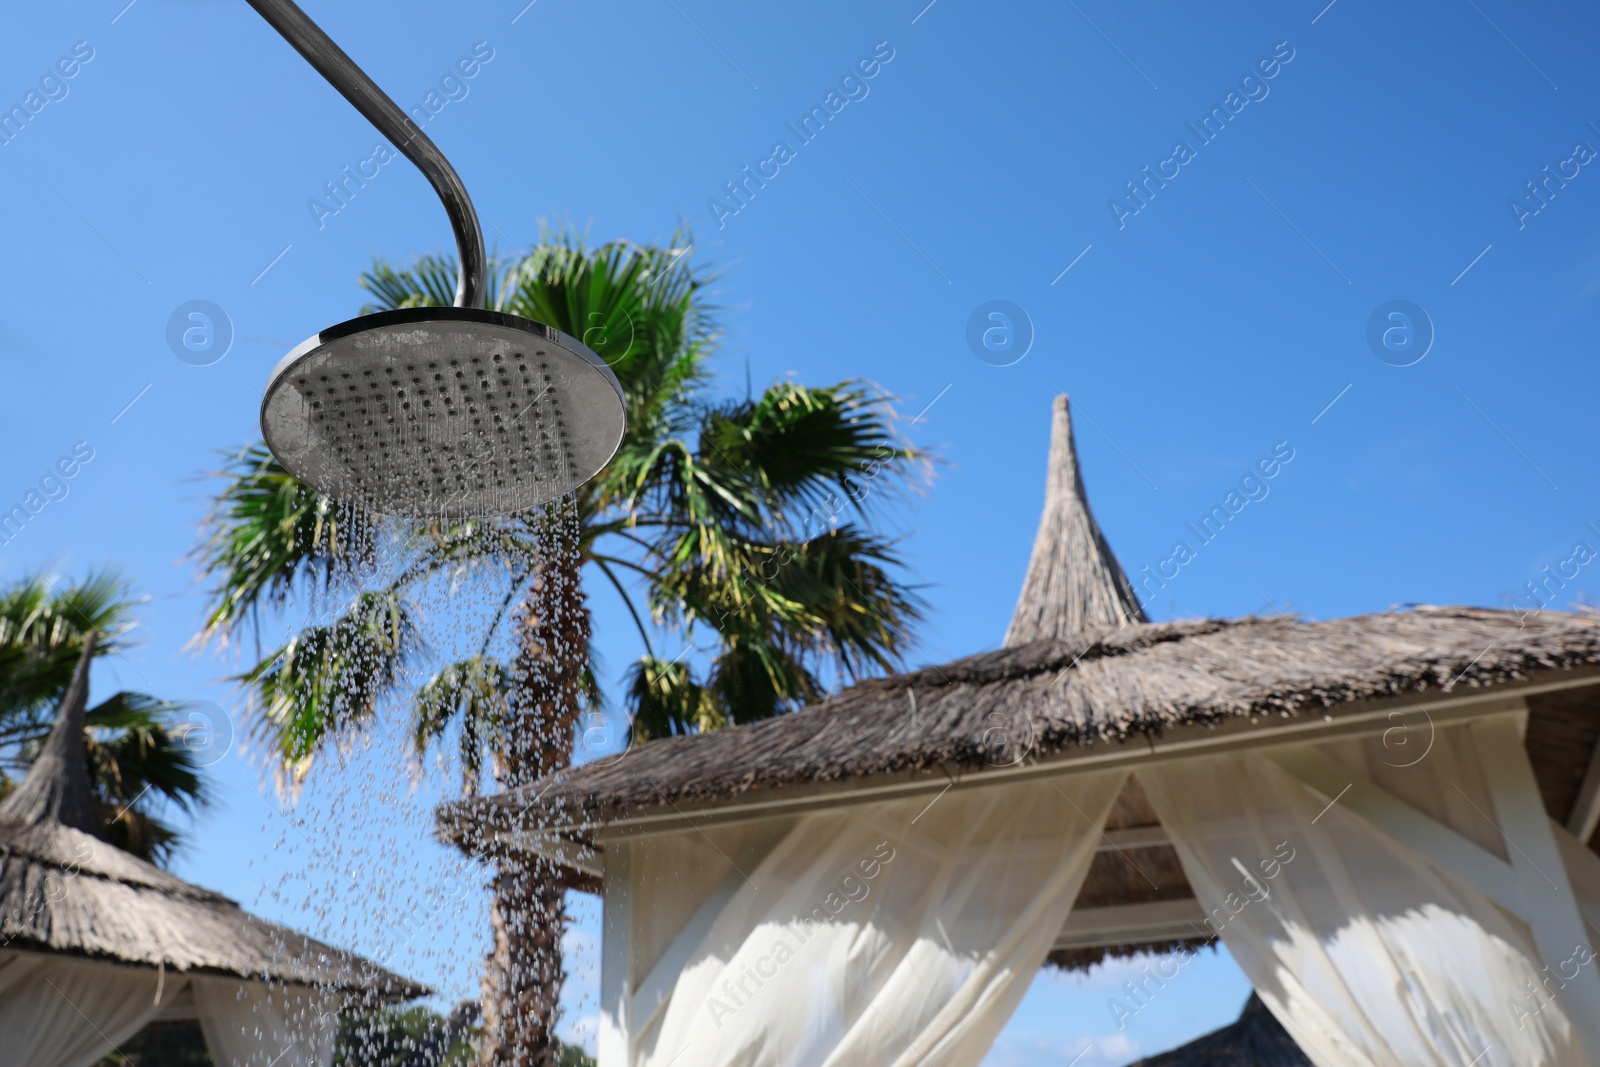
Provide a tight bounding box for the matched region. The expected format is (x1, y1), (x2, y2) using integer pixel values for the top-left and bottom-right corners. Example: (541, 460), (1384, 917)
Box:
(0, 571), (209, 864)
(194, 231), (925, 1066)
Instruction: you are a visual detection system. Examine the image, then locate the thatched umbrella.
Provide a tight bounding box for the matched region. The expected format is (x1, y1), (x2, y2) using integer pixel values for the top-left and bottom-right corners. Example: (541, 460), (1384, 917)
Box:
(0, 636), (424, 1066)
(1126, 994), (1311, 1066)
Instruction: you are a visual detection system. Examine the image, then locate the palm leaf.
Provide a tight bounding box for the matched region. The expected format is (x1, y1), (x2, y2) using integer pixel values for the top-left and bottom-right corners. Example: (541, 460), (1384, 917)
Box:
(83, 693), (209, 864)
(624, 654), (722, 741)
(240, 589), (419, 779)
(0, 572), (211, 864)
(697, 381), (918, 534)
(0, 570), (137, 721)
(413, 655), (511, 794)
(712, 638), (823, 725)
(195, 445), (380, 645)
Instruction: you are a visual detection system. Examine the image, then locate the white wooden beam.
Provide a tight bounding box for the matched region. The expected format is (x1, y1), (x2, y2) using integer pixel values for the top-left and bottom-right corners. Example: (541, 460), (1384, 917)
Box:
(1566, 734), (1600, 844)
(1472, 715), (1600, 1057)
(597, 841), (633, 1067)
(1265, 746), (1525, 915)
(1053, 898), (1208, 950)
(488, 813), (1170, 882)
(1097, 825), (1169, 852)
(493, 830), (604, 879)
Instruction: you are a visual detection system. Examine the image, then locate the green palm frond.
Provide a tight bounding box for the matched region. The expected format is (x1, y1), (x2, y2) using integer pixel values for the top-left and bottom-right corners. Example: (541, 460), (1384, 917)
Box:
(624, 654), (722, 741)
(198, 229), (926, 785)
(503, 228), (711, 390)
(752, 525), (924, 678)
(707, 637), (822, 726)
(360, 252), (514, 314)
(0, 570), (138, 720)
(620, 439), (769, 572)
(241, 589), (419, 779)
(0, 572), (211, 864)
(83, 693), (209, 864)
(697, 381), (918, 535)
(85, 693), (208, 810)
(0, 570), (138, 730)
(196, 445), (380, 645)
(413, 655), (511, 794)
(657, 525), (922, 692)
(361, 253), (461, 311)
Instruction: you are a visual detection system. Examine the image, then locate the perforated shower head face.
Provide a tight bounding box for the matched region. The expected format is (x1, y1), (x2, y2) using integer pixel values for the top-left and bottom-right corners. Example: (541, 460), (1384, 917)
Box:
(261, 308), (626, 519)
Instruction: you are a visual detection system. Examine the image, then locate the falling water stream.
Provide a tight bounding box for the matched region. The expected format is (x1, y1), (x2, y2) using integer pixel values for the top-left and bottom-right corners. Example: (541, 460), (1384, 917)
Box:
(239, 485), (603, 1064)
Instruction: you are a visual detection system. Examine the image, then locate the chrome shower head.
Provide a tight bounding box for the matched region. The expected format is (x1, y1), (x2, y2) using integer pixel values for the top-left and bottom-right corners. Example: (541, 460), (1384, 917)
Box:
(246, 0), (625, 518)
(262, 308), (625, 519)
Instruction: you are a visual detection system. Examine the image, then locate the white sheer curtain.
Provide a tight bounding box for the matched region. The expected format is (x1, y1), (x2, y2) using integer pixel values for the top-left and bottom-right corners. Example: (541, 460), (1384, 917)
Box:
(0, 951), (163, 1067)
(1139, 731), (1594, 1067)
(627, 770), (1127, 1067)
(193, 976), (340, 1067)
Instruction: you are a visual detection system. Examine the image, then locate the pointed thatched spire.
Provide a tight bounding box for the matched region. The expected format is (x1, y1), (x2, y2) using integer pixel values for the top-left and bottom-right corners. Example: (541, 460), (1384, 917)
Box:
(0, 632), (99, 832)
(1004, 395), (1146, 646)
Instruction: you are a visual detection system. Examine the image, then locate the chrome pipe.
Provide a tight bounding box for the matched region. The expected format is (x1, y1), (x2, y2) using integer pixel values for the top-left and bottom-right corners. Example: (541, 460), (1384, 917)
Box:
(244, 0), (488, 309)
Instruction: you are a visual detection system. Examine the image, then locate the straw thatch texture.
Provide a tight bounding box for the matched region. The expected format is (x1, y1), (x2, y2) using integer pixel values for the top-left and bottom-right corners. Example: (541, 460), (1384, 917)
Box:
(0, 818), (424, 998)
(1, 632), (100, 834)
(443, 607), (1600, 838)
(0, 641), (424, 999)
(1004, 395), (1145, 645)
(1125, 994), (1311, 1066)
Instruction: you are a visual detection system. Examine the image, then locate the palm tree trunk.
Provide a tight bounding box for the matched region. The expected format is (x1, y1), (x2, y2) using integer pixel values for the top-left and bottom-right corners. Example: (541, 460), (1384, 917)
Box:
(480, 857), (569, 1066)
(479, 525), (590, 1067)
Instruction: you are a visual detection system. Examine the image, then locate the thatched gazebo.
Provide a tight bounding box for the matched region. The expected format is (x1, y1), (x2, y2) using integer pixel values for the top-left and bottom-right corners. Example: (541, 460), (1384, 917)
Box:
(0, 638), (425, 1067)
(1129, 994), (1310, 1066)
(443, 395), (1600, 1067)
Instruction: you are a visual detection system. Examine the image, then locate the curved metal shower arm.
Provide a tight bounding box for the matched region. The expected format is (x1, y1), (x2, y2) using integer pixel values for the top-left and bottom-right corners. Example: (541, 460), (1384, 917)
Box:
(245, 0), (488, 310)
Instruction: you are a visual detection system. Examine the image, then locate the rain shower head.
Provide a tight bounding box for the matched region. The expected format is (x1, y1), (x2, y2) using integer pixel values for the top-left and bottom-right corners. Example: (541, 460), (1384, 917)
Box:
(262, 308), (624, 519)
(246, 0), (625, 518)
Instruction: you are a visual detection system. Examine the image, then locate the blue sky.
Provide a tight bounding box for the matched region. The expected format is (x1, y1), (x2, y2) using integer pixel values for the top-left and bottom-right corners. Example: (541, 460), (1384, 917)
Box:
(4, 0), (1600, 1061)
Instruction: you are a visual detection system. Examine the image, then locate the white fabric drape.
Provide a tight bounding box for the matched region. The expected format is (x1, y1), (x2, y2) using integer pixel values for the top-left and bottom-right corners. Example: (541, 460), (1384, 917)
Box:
(1139, 736), (1592, 1067)
(194, 977), (339, 1067)
(0, 951), (163, 1067)
(630, 770), (1127, 1067)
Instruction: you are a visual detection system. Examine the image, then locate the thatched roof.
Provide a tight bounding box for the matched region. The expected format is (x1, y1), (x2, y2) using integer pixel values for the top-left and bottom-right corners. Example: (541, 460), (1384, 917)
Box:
(0, 642), (425, 1000)
(1126, 994), (1311, 1066)
(445, 607), (1600, 838)
(2, 632), (102, 833)
(437, 394), (1600, 964)
(1005, 395), (1146, 644)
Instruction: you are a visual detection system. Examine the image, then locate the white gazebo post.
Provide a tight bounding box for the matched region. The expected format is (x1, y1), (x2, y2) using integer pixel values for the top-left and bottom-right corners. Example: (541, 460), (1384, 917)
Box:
(599, 841), (634, 1067)
(1265, 701), (1600, 1055)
